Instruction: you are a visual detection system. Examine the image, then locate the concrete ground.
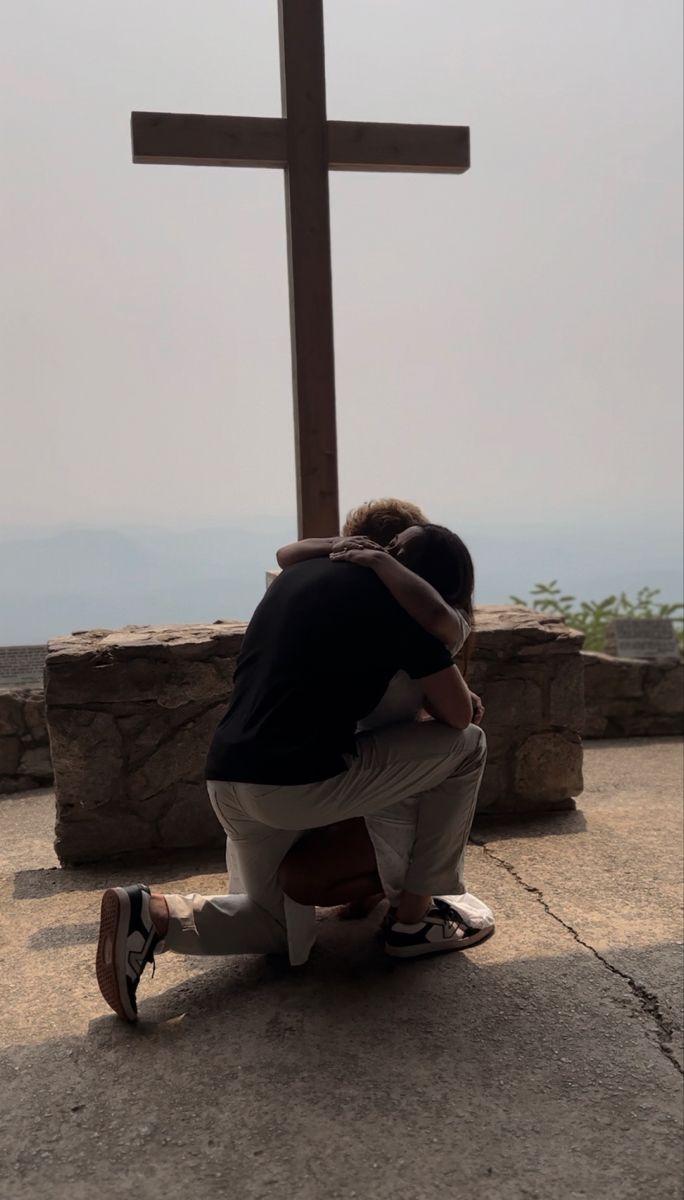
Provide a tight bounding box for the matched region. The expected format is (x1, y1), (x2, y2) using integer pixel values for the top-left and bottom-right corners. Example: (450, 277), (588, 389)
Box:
(1, 739), (682, 1200)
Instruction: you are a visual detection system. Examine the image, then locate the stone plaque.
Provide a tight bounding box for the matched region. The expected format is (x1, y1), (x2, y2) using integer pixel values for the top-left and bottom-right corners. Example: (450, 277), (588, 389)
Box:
(604, 619), (680, 661)
(0, 644), (47, 687)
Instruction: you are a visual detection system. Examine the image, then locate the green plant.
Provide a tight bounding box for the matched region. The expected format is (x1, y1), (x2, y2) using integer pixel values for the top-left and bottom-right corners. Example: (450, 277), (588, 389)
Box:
(509, 582), (684, 652)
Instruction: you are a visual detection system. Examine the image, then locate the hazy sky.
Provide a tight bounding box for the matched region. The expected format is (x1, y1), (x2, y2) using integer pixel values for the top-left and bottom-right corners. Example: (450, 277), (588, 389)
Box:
(2, 0), (682, 531)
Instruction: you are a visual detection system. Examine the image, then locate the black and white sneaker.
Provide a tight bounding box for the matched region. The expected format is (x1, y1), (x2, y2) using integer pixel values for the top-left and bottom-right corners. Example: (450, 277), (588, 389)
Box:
(96, 885), (160, 1021)
(385, 897), (495, 959)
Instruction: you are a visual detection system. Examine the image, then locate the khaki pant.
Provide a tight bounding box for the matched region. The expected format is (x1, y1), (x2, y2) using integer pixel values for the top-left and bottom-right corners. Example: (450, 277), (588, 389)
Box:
(162, 720), (486, 965)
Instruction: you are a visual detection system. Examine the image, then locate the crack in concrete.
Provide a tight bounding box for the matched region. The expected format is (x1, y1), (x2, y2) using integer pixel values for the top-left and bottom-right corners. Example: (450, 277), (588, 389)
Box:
(471, 836), (683, 1077)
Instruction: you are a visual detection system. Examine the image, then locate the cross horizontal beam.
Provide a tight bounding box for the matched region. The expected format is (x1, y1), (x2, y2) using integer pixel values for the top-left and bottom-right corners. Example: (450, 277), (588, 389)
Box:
(131, 112), (470, 174)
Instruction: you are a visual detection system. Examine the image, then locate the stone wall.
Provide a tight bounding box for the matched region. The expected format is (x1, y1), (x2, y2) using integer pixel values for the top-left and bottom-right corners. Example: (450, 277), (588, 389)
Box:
(0, 688), (53, 794)
(465, 607), (584, 815)
(45, 608), (584, 864)
(46, 623), (244, 864)
(583, 652), (683, 738)
(26, 641), (681, 825)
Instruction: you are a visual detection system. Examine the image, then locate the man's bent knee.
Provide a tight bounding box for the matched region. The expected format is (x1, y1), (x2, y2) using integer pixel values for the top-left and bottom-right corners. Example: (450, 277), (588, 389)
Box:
(448, 721), (487, 766)
(470, 723), (487, 756)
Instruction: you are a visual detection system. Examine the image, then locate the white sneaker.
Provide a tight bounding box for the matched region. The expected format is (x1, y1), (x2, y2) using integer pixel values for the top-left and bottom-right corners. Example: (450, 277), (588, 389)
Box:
(385, 896), (495, 958)
(95, 884), (159, 1021)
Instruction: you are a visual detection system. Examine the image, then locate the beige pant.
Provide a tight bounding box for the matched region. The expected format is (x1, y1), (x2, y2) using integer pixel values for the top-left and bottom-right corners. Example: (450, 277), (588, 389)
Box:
(162, 720), (486, 965)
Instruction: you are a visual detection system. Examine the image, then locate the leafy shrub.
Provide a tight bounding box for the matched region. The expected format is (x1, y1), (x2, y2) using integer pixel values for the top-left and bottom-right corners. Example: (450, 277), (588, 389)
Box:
(509, 582), (684, 652)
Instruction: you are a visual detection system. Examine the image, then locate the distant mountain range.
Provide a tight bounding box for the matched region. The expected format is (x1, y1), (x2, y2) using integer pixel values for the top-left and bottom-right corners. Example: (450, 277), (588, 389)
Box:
(0, 521), (295, 645)
(1, 516), (681, 645)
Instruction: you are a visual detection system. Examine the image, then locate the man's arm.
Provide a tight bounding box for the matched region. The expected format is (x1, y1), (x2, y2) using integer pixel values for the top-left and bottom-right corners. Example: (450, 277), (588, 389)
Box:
(419, 666), (474, 731)
(330, 547), (470, 649)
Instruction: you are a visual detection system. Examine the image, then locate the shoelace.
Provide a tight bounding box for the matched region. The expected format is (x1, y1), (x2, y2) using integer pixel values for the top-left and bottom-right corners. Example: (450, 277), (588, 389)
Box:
(388, 899), (474, 937)
(148, 930), (163, 978)
(139, 933), (159, 981)
(431, 898), (471, 937)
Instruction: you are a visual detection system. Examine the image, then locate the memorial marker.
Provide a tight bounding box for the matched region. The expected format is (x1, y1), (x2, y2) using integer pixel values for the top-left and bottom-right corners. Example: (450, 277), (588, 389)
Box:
(0, 645), (47, 688)
(604, 619), (680, 661)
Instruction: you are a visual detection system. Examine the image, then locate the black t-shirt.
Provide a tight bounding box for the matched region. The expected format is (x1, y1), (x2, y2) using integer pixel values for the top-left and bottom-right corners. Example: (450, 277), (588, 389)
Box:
(206, 558), (452, 785)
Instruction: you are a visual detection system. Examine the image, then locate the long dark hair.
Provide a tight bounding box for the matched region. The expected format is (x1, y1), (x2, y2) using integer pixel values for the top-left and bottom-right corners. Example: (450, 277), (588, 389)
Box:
(411, 523), (476, 676)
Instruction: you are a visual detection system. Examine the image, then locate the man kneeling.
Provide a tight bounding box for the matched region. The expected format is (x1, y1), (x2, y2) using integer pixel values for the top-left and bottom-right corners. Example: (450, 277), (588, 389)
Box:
(96, 525), (492, 1022)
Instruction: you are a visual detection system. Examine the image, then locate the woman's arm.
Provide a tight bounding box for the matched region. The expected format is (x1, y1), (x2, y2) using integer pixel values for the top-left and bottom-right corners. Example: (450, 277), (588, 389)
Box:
(330, 547), (470, 648)
(372, 553), (469, 646)
(277, 534), (381, 569)
(276, 538), (335, 569)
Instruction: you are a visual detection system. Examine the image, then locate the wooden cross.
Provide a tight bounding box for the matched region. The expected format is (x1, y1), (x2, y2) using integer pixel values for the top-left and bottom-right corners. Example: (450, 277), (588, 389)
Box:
(131, 0), (469, 538)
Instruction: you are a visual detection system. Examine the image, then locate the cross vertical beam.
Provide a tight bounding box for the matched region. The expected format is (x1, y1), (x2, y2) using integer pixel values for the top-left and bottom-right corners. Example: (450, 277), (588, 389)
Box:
(130, 5), (470, 539)
(279, 0), (339, 538)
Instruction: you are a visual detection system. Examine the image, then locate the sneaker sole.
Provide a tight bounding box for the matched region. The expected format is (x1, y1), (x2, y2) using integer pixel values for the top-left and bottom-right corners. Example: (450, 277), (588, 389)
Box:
(95, 888), (137, 1022)
(385, 923), (495, 958)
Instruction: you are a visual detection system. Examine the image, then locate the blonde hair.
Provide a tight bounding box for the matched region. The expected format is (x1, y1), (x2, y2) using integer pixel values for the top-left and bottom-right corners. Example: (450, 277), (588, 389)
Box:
(342, 498), (429, 547)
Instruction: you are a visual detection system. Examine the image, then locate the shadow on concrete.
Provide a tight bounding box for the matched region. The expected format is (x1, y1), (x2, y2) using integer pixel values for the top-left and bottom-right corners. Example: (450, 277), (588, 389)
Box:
(473, 806), (588, 843)
(582, 737), (683, 753)
(13, 848), (226, 900)
(28, 922), (101, 950)
(3, 938), (682, 1198)
(0, 786), (52, 803)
